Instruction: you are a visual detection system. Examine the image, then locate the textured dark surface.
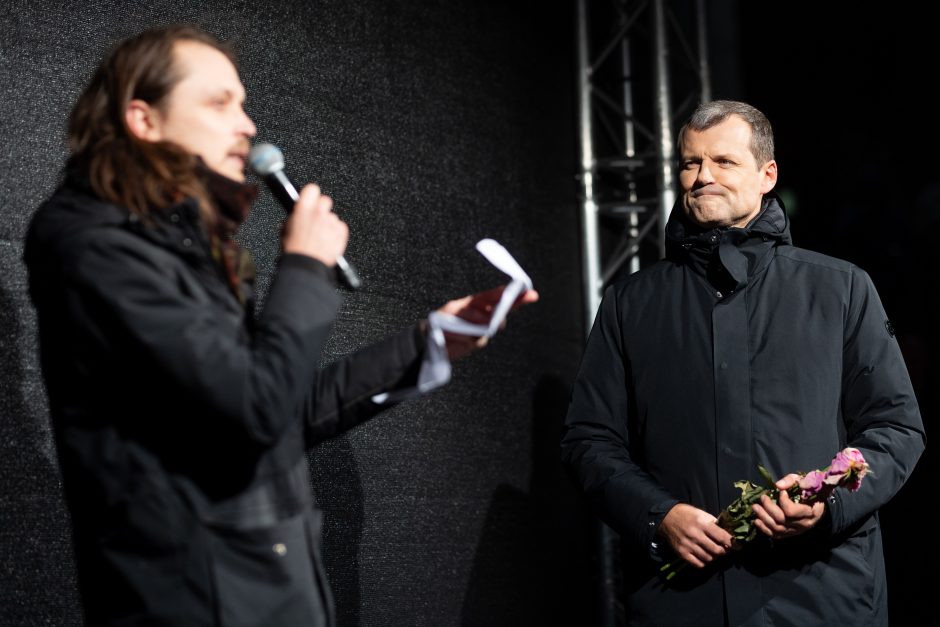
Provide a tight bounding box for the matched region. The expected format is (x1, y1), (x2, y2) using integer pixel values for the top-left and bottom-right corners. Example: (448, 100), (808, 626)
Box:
(1, 1), (590, 626)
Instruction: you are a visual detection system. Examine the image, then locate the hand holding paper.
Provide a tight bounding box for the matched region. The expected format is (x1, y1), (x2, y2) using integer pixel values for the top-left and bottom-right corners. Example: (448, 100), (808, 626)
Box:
(430, 239), (538, 354)
(371, 238), (537, 404)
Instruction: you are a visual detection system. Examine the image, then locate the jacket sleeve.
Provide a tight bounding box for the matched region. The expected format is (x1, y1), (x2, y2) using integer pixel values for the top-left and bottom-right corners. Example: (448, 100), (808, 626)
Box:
(831, 267), (926, 534)
(303, 322), (427, 446)
(74, 231), (340, 447)
(560, 286), (679, 555)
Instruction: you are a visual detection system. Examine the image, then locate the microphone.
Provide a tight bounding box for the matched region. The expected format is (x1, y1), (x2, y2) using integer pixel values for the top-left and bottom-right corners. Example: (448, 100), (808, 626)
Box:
(248, 143), (361, 290)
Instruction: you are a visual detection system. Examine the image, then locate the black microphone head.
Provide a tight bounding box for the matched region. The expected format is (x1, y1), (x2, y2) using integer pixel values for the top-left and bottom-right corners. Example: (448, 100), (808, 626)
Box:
(248, 143), (285, 176)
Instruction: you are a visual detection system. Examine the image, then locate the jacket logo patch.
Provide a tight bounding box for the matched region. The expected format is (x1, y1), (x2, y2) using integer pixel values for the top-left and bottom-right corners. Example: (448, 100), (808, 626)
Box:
(885, 320), (896, 337)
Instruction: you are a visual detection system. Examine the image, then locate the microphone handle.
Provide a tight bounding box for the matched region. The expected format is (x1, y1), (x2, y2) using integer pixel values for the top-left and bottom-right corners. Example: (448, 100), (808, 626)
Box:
(265, 170), (361, 290)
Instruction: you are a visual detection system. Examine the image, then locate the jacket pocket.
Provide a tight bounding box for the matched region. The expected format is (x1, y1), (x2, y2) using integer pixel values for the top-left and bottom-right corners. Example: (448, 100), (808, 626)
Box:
(207, 511), (329, 627)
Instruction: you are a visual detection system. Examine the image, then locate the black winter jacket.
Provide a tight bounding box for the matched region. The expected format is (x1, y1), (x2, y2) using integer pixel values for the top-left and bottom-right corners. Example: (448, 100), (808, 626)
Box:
(24, 175), (427, 627)
(561, 196), (925, 626)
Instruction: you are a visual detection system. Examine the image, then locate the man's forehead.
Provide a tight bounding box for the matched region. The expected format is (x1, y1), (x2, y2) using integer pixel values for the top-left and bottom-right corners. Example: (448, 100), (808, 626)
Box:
(681, 118), (752, 152)
(171, 40), (244, 93)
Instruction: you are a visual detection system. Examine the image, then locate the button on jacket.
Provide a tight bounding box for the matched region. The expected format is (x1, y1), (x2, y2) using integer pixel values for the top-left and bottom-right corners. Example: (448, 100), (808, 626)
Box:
(24, 175), (428, 627)
(561, 195), (925, 626)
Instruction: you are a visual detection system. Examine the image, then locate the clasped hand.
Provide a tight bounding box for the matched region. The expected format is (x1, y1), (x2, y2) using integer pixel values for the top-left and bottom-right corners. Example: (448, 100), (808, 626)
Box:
(660, 473), (827, 569)
(750, 473), (826, 540)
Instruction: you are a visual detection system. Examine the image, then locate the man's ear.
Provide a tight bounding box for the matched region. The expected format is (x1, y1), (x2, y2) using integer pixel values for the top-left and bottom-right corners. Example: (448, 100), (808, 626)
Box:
(125, 99), (163, 142)
(760, 159), (778, 194)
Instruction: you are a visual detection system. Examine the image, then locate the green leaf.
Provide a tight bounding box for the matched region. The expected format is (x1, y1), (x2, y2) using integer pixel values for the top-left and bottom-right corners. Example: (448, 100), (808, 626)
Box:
(757, 465), (776, 489)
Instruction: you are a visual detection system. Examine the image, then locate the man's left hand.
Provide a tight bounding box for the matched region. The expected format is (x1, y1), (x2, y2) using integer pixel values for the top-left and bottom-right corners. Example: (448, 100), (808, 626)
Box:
(751, 473), (826, 540)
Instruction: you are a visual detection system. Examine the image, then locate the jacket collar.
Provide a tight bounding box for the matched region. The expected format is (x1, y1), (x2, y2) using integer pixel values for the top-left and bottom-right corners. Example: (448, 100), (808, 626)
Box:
(665, 194), (791, 293)
(56, 169), (203, 256)
(59, 165), (257, 244)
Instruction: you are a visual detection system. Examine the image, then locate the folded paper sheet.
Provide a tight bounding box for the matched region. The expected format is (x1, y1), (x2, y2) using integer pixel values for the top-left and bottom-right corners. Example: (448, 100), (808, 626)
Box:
(371, 238), (533, 404)
(428, 238), (534, 338)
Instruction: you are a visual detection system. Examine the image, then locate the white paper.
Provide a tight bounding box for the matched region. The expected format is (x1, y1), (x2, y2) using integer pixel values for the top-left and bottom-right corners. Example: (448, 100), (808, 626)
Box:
(371, 238), (533, 404)
(371, 315), (450, 404)
(430, 238), (534, 339)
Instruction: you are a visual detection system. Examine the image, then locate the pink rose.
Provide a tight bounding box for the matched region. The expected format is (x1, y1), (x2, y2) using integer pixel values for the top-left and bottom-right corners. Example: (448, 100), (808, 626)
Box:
(845, 448), (870, 478)
(799, 470), (827, 500)
(827, 451), (851, 477)
(844, 448), (866, 464)
(824, 462), (849, 486)
(824, 447), (870, 486)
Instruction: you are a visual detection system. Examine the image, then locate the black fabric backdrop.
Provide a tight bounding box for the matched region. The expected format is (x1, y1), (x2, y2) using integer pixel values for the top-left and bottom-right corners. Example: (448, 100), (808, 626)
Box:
(3, 1), (937, 626)
(0, 1), (591, 625)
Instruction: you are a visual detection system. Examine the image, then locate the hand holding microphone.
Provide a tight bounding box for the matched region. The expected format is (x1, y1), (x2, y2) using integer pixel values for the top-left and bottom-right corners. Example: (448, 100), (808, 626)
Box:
(283, 184), (348, 264)
(248, 143), (361, 290)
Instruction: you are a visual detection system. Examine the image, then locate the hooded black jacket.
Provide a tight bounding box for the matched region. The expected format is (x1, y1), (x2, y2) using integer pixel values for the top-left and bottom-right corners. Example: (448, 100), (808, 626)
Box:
(24, 175), (427, 627)
(561, 195), (925, 626)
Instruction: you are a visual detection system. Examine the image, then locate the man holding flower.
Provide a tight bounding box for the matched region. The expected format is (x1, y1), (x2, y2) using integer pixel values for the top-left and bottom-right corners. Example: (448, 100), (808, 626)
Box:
(561, 100), (925, 626)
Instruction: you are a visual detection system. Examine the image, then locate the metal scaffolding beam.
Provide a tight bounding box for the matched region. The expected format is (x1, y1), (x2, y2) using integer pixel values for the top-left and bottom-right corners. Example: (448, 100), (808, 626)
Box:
(575, 0), (712, 623)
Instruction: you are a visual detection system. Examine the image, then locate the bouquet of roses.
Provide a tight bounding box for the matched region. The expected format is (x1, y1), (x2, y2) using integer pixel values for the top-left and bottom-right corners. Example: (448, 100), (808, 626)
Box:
(659, 447), (871, 581)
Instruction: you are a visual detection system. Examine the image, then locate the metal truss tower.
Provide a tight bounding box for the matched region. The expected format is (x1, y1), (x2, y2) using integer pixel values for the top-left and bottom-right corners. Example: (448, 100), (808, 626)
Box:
(575, 0), (712, 624)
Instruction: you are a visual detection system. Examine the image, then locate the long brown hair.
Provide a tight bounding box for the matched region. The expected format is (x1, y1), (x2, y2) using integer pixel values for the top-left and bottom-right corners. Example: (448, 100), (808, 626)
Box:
(68, 25), (236, 224)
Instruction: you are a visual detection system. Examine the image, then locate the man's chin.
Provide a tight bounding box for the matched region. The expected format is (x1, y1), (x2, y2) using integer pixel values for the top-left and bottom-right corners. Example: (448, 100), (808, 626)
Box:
(684, 204), (730, 229)
(209, 165), (246, 183)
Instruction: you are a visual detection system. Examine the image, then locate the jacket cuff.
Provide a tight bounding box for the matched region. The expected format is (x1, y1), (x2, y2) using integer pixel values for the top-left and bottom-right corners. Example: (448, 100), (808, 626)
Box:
(817, 492), (839, 536)
(647, 498), (680, 562)
(279, 253), (335, 285)
(414, 319), (430, 352)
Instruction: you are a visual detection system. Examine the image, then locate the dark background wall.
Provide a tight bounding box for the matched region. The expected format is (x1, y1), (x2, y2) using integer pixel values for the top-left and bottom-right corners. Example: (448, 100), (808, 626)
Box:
(0, 1), (589, 626)
(1, 1), (935, 626)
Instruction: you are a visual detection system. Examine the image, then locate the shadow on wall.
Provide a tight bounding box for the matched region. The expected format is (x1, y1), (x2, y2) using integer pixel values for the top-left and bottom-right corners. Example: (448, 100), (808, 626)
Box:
(0, 278), (83, 626)
(459, 374), (595, 627)
(307, 437), (365, 627)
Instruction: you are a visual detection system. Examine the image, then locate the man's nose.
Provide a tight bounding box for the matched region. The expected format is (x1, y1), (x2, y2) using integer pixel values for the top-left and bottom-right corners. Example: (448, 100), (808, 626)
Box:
(239, 109), (257, 137)
(696, 162), (715, 184)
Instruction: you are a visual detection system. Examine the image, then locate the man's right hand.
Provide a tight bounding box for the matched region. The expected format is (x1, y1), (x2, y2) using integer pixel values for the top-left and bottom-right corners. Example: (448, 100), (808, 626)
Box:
(658, 503), (733, 569)
(282, 184), (348, 266)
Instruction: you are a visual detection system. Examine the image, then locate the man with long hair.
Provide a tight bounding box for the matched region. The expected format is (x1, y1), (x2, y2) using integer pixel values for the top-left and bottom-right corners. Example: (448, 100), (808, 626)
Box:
(24, 25), (537, 626)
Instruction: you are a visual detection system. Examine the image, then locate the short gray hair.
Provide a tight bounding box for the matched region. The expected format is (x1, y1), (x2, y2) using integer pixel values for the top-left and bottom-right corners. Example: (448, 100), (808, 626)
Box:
(678, 100), (775, 167)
